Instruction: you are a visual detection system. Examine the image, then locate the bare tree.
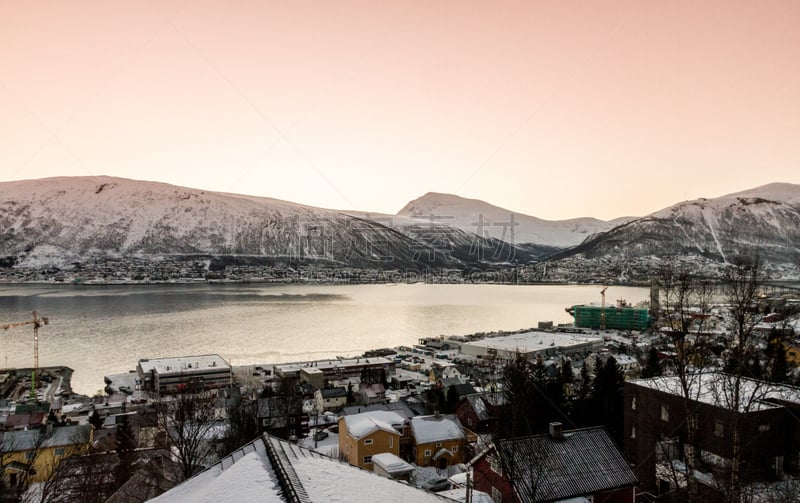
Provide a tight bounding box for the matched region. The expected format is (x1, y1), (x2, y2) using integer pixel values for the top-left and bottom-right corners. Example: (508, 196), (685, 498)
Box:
(714, 255), (769, 503)
(153, 392), (219, 480)
(655, 263), (715, 501)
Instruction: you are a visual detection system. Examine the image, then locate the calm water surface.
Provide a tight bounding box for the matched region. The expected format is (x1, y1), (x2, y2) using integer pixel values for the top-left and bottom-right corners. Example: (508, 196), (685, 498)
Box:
(0, 283), (647, 395)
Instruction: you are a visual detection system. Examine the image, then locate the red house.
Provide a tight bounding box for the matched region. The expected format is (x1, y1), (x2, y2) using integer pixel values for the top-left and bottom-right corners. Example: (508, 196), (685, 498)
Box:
(470, 423), (637, 502)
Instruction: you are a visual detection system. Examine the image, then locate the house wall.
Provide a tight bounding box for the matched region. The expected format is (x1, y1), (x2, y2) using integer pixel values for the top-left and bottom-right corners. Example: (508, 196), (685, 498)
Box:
(624, 381), (800, 496)
(472, 455), (515, 503)
(315, 392), (346, 412)
(413, 438), (463, 467)
(593, 486), (635, 503)
(338, 418), (400, 471)
(1, 441), (88, 484)
(455, 400), (482, 432)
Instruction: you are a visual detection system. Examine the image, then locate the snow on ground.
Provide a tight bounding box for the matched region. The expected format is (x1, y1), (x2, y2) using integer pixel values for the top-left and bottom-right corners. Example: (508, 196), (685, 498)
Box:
(299, 431), (341, 458)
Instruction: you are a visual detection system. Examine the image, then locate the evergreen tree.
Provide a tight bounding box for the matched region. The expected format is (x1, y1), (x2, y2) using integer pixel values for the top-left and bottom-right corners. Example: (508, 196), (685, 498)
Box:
(559, 359), (575, 385)
(89, 409), (104, 430)
(641, 347), (662, 378)
(770, 342), (788, 383)
(446, 385), (460, 413)
(590, 356), (625, 446)
(579, 360), (592, 399)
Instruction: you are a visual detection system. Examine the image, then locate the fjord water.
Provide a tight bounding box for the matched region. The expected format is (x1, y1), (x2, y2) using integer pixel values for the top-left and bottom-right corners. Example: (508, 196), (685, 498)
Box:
(0, 283), (647, 395)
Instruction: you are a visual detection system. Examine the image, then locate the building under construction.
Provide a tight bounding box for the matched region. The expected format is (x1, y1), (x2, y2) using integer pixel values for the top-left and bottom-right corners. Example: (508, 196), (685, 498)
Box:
(567, 301), (650, 331)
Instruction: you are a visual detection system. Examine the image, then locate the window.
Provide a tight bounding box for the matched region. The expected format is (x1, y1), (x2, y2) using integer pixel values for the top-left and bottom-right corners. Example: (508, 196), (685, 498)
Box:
(489, 454), (503, 475)
(491, 486), (502, 503)
(759, 424), (770, 432)
(435, 441), (442, 447)
(631, 397), (637, 410)
(714, 420), (724, 438)
(452, 446), (458, 453)
(424, 449), (432, 457)
(55, 448), (65, 456)
(364, 439), (373, 446)
(389, 436), (394, 448)
(631, 425), (636, 439)
(661, 405), (669, 422)
(363, 456), (372, 464)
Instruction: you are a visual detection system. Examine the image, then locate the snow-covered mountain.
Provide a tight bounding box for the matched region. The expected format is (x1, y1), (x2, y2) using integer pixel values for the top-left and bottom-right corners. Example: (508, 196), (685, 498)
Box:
(553, 183), (800, 265)
(0, 177), (541, 270)
(397, 192), (633, 248)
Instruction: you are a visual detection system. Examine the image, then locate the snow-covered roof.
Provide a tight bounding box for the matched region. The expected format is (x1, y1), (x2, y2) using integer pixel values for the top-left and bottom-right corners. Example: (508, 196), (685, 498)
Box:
(410, 414), (465, 444)
(138, 354), (230, 375)
(631, 373), (800, 412)
(462, 331), (602, 354)
(342, 410), (407, 439)
(152, 433), (450, 502)
(371, 452), (414, 474)
(149, 439), (283, 503)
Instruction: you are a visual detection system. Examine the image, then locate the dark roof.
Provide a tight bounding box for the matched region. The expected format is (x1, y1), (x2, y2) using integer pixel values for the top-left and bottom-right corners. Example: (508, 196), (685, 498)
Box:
(320, 387), (347, 399)
(15, 403), (50, 415)
(450, 383), (476, 398)
(495, 427), (637, 503)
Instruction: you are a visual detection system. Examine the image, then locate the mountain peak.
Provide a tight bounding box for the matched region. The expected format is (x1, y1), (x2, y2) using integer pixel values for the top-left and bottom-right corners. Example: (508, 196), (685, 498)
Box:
(720, 182), (800, 204)
(397, 192), (633, 247)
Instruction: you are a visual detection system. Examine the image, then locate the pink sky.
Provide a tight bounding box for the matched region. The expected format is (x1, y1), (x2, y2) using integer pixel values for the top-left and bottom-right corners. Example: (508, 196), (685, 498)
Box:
(1, 1), (799, 220)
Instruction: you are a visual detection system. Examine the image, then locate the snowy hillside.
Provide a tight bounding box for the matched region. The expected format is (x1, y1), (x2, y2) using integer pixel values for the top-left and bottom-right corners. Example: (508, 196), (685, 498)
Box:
(554, 183), (800, 265)
(0, 177), (541, 270)
(397, 192), (633, 248)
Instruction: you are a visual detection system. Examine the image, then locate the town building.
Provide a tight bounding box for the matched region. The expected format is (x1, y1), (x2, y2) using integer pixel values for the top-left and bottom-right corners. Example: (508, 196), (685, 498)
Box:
(471, 424), (637, 503)
(410, 414), (466, 468)
(625, 374), (800, 499)
(136, 354), (231, 395)
(455, 392), (506, 435)
(1, 424), (93, 486)
(274, 357), (396, 381)
(568, 302), (650, 331)
(315, 387), (347, 412)
(338, 410), (408, 470)
(459, 331), (603, 360)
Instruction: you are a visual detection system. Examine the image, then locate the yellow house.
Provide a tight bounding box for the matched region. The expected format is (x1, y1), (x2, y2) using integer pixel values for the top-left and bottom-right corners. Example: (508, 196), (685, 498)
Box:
(410, 414), (465, 468)
(338, 410), (408, 470)
(0, 424), (92, 488)
(785, 343), (800, 366)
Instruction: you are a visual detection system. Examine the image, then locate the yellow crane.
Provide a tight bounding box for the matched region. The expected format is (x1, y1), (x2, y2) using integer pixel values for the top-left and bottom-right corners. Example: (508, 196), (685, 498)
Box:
(2, 311), (49, 400)
(600, 285), (608, 331)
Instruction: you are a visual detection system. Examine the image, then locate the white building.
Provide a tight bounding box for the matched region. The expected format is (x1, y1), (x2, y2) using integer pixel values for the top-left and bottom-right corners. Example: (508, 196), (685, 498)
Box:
(459, 331), (603, 360)
(137, 354), (231, 394)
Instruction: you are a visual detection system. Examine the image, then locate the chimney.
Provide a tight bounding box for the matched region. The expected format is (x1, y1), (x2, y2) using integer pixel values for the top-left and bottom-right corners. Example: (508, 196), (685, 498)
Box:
(549, 422), (563, 441)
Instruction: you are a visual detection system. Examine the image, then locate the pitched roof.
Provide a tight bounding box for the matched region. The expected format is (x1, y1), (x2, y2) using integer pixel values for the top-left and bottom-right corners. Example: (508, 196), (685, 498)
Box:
(410, 414), (465, 444)
(319, 387), (347, 399)
(342, 410), (406, 439)
(0, 424), (92, 452)
(151, 433), (450, 502)
(494, 427), (637, 503)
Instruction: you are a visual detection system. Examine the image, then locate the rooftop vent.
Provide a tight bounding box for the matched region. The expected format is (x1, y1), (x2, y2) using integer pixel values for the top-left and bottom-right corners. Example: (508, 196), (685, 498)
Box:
(549, 422), (563, 441)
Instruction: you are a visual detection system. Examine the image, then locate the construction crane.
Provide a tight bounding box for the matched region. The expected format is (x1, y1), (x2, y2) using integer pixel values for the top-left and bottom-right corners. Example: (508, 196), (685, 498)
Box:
(2, 311), (49, 400)
(600, 285), (608, 331)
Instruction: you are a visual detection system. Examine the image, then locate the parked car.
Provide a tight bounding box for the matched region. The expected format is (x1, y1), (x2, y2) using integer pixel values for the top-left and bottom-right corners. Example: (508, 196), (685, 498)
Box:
(422, 477), (451, 492)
